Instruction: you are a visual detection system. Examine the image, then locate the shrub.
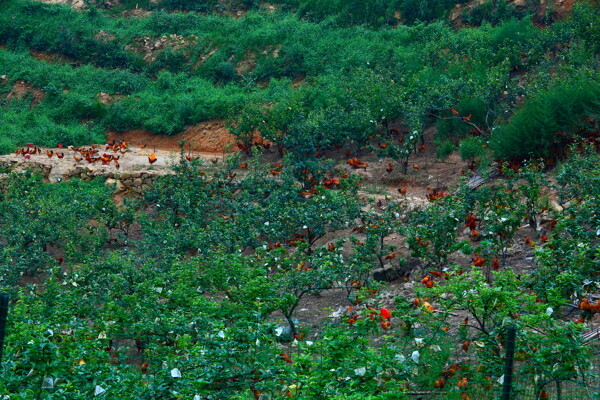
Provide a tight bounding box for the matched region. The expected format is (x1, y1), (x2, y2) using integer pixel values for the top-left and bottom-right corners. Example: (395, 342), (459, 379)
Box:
(435, 97), (488, 142)
(435, 139), (455, 160)
(48, 93), (107, 123)
(459, 136), (486, 162)
(214, 61), (237, 83)
(155, 0), (218, 12)
(435, 117), (470, 142)
(571, 3), (600, 54)
(490, 74), (600, 160)
(151, 47), (189, 73)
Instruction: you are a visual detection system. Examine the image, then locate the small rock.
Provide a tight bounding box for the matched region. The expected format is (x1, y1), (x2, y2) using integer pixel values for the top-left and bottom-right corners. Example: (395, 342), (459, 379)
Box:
(105, 178), (116, 186)
(274, 319), (298, 342)
(373, 266), (400, 282)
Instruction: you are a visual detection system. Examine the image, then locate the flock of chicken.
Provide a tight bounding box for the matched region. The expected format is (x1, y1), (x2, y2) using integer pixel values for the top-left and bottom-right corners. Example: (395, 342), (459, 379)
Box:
(14, 140), (159, 168)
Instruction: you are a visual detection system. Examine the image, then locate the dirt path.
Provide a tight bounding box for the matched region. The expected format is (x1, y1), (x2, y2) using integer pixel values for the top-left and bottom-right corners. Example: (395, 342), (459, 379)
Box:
(0, 145), (217, 181)
(0, 123), (236, 182)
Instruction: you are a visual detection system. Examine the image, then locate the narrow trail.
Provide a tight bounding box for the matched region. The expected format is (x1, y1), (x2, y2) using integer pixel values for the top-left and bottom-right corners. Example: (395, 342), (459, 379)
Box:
(0, 121), (235, 182)
(0, 145), (224, 181)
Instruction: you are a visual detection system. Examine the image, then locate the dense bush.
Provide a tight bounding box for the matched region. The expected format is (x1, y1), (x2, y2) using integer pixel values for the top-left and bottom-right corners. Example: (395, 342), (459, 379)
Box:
(490, 73), (600, 160)
(0, 101), (106, 149)
(571, 2), (600, 54)
(398, 0), (466, 24)
(435, 96), (489, 143)
(459, 136), (486, 162)
(0, 175), (115, 284)
(460, 0), (530, 26)
(0, 136), (15, 155)
(530, 146), (600, 299)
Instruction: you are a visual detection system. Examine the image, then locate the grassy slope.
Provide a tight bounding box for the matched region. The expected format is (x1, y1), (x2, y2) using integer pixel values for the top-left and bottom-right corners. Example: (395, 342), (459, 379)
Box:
(0, 0), (597, 157)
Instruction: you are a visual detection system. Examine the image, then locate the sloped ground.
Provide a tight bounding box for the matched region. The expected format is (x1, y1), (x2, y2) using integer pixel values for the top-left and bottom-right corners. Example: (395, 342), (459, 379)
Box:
(0, 121), (466, 195)
(107, 120), (236, 154)
(0, 121), (234, 182)
(2, 122), (564, 330)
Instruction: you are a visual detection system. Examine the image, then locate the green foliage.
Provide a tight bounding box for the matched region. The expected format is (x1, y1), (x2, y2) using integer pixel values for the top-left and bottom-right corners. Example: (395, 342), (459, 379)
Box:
(490, 73), (600, 160)
(399, 0), (466, 24)
(151, 47), (189, 73)
(0, 160), (404, 399)
(403, 194), (471, 269)
(0, 174), (115, 289)
(460, 0), (529, 26)
(571, 2), (600, 54)
(530, 146), (600, 300)
(0, 100), (106, 148)
(292, 0), (401, 27)
(415, 267), (590, 393)
(0, 0), (593, 150)
(102, 77), (254, 134)
(435, 139), (456, 160)
(0, 1), (143, 70)
(214, 61), (237, 82)
(1, 144), (599, 397)
(436, 97), (492, 144)
(466, 169), (527, 262)
(459, 136), (486, 162)
(159, 0), (219, 12)
(0, 136), (16, 155)
(435, 116), (470, 143)
(0, 1), (599, 397)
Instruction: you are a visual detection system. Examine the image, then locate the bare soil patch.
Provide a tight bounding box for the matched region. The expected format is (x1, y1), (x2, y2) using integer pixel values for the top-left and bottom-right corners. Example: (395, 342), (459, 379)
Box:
(97, 92), (125, 105)
(0, 119), (232, 182)
(29, 49), (78, 65)
(107, 120), (236, 154)
(236, 52), (257, 75)
(6, 80), (45, 105)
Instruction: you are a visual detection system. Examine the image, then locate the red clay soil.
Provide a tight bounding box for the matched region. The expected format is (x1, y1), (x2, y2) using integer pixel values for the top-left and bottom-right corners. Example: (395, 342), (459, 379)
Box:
(107, 120), (237, 154)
